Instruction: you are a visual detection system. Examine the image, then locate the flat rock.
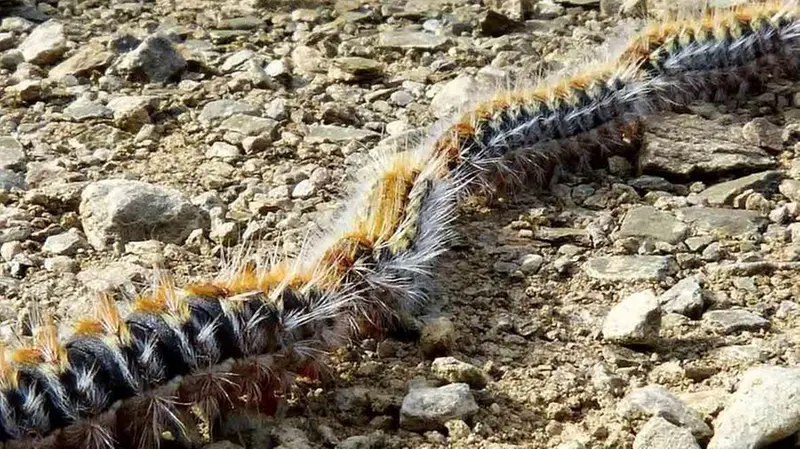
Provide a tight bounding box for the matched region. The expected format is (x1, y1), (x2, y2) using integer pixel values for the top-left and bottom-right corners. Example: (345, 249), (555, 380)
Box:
(617, 385), (712, 440)
(676, 207), (766, 237)
(305, 124), (379, 143)
(328, 57), (384, 82)
(0, 136), (24, 169)
(617, 206), (688, 244)
(697, 171), (781, 206)
(18, 20), (67, 65)
(42, 228), (89, 256)
(634, 416), (701, 449)
(219, 114), (277, 137)
(708, 366), (800, 449)
(76, 260), (149, 294)
(602, 290), (661, 346)
(659, 277), (704, 318)
(639, 115), (775, 179)
(49, 42), (113, 79)
(199, 99), (259, 124)
(79, 179), (209, 251)
(63, 98), (112, 121)
(0, 169), (25, 191)
(583, 255), (675, 282)
(702, 309), (769, 335)
(431, 357), (490, 389)
(114, 34), (187, 83)
(378, 30), (450, 50)
(106, 96), (156, 132)
(399, 383), (479, 432)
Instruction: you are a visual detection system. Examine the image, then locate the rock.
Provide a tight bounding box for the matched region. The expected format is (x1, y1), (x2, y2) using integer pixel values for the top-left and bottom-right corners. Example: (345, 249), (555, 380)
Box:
(711, 345), (768, 363)
(291, 45), (326, 73)
(114, 34), (187, 83)
(617, 385), (712, 440)
(199, 100), (259, 124)
(18, 20), (67, 65)
(639, 115), (775, 179)
(779, 179), (800, 202)
(430, 74), (480, 118)
(206, 142), (241, 160)
(377, 31), (450, 50)
(741, 117), (782, 152)
(616, 206), (688, 244)
(79, 180), (209, 251)
(0, 137), (24, 170)
(479, 10), (519, 36)
(217, 15), (264, 30)
(49, 42), (113, 79)
(583, 256), (675, 282)
(399, 383), (479, 432)
(220, 49), (255, 73)
(304, 124), (379, 143)
(328, 57), (384, 82)
(43, 255), (78, 273)
(634, 416), (701, 449)
(659, 277), (704, 318)
(697, 171), (782, 206)
(702, 309), (770, 335)
(602, 290), (661, 346)
(265, 59), (289, 78)
(106, 96), (156, 132)
(210, 221), (239, 246)
(291, 179), (316, 199)
(265, 97), (287, 121)
(519, 253), (544, 274)
(676, 207), (766, 237)
(8, 79), (41, 102)
(431, 357), (490, 389)
(76, 261), (149, 294)
(0, 32), (14, 51)
(420, 317), (456, 358)
(680, 389), (731, 419)
(336, 435), (382, 449)
(42, 229), (89, 256)
(63, 98), (113, 121)
(0, 169), (25, 191)
(219, 114), (278, 137)
(708, 366), (800, 449)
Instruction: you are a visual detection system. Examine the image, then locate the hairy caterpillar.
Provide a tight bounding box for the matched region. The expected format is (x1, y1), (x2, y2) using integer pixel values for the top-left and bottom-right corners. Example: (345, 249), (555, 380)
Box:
(2, 2), (798, 448)
(435, 1), (800, 193)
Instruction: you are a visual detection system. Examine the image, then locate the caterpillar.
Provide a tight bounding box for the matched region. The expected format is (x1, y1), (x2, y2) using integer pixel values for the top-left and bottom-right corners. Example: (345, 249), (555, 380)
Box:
(2, 2), (798, 448)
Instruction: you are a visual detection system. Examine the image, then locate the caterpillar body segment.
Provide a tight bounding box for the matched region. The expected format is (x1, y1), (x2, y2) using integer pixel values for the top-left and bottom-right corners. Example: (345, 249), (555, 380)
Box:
(4, 4), (800, 448)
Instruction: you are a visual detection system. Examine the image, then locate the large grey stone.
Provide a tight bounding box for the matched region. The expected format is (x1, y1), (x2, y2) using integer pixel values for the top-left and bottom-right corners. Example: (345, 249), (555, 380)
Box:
(634, 416), (701, 449)
(79, 180), (209, 250)
(114, 34), (187, 83)
(377, 31), (450, 50)
(676, 207), (767, 237)
(602, 290), (661, 346)
(583, 256), (676, 282)
(709, 366), (800, 449)
(618, 385), (712, 440)
(399, 383), (479, 432)
(697, 171), (781, 206)
(18, 20), (67, 65)
(617, 206), (688, 244)
(639, 115), (775, 179)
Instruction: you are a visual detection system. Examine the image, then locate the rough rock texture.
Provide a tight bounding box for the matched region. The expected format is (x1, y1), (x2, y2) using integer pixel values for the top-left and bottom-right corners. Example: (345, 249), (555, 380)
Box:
(79, 180), (208, 250)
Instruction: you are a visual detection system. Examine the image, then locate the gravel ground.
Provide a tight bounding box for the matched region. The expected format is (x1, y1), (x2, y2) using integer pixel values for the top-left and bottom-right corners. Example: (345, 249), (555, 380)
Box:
(2, 1), (800, 448)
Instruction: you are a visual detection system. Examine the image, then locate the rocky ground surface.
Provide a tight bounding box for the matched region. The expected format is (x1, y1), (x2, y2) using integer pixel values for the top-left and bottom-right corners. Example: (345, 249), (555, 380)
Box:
(2, 0), (800, 448)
